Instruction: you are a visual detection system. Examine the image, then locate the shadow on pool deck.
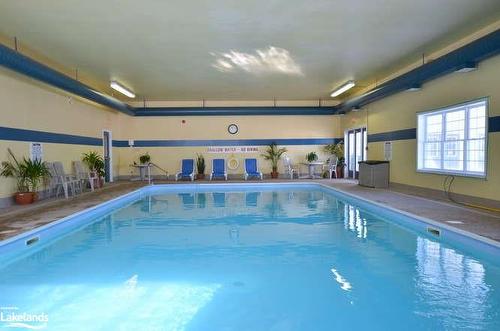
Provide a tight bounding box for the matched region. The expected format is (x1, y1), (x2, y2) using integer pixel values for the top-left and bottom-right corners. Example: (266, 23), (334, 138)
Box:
(0, 179), (499, 242)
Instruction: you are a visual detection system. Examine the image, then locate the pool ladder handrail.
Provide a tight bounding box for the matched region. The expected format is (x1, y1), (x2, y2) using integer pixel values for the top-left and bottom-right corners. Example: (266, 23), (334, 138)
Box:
(148, 162), (169, 184)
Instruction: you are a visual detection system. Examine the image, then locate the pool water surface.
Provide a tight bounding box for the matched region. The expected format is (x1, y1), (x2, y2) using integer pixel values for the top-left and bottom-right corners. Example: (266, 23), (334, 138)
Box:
(0, 184), (499, 330)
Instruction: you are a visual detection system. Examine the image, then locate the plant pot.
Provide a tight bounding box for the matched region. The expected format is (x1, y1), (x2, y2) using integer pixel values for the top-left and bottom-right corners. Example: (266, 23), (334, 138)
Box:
(99, 178), (105, 188)
(196, 174), (205, 180)
(271, 171), (279, 179)
(336, 165), (344, 178)
(32, 192), (39, 202)
(15, 192), (34, 205)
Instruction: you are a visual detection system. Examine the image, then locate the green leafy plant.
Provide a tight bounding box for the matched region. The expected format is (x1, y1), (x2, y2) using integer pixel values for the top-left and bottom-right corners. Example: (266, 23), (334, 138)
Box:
(139, 153), (151, 164)
(82, 151), (105, 178)
(306, 151), (318, 162)
(1, 148), (50, 192)
(196, 154), (206, 174)
(323, 141), (345, 166)
(261, 143), (287, 174)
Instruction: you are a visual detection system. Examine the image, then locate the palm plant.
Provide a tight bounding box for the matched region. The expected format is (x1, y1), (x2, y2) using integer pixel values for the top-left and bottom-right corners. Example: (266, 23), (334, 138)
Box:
(1, 148), (29, 192)
(1, 148), (50, 204)
(261, 143), (287, 178)
(82, 151), (105, 177)
(323, 141), (345, 166)
(23, 157), (51, 192)
(196, 154), (206, 176)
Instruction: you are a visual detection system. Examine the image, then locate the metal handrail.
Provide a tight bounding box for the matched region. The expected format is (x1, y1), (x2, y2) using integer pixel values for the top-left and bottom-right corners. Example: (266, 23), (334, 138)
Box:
(149, 162), (169, 181)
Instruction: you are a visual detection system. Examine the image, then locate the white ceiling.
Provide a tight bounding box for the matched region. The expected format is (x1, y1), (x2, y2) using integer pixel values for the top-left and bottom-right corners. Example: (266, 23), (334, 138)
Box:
(0, 0), (499, 100)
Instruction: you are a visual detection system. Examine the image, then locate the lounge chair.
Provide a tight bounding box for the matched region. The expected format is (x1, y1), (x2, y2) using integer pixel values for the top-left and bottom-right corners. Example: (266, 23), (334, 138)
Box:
(244, 158), (263, 180)
(175, 159), (195, 181)
(52, 161), (82, 198)
(283, 156), (300, 179)
(210, 159), (227, 180)
(74, 161), (97, 191)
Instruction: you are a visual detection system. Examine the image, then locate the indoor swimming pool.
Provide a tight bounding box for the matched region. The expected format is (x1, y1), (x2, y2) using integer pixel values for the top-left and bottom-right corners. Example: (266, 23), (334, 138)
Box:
(0, 183), (499, 330)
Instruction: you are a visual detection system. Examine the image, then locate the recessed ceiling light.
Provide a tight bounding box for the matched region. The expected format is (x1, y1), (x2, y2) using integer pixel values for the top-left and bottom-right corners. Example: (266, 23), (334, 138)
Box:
(331, 80), (355, 98)
(110, 81), (135, 98)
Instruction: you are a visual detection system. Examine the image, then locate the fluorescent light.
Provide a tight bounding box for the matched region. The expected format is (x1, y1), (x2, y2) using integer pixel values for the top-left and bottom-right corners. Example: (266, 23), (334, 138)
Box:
(407, 83), (422, 92)
(110, 81), (135, 98)
(331, 80), (355, 98)
(352, 106), (361, 112)
(455, 62), (477, 73)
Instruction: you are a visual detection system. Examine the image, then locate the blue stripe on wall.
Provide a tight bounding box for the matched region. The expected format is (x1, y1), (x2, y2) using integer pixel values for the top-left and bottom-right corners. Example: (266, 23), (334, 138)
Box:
(0, 126), (338, 147)
(489, 116), (500, 133)
(0, 126), (102, 146)
(368, 128), (416, 143)
(114, 138), (340, 147)
(367, 117), (500, 143)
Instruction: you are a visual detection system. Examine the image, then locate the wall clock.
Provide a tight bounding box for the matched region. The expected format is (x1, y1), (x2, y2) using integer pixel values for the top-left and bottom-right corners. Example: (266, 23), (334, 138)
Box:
(228, 124), (239, 135)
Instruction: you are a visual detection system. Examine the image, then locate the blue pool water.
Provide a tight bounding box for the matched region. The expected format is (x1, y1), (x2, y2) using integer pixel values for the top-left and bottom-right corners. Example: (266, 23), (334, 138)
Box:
(0, 184), (499, 330)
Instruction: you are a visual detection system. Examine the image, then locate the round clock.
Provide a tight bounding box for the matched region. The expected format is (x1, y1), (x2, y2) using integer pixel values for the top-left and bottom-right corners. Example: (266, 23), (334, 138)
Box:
(228, 124), (239, 135)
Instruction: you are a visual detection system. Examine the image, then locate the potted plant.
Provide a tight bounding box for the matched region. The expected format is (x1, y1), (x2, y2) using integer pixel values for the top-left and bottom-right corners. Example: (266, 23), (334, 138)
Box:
(261, 143), (287, 179)
(138, 153), (151, 179)
(139, 153), (151, 164)
(82, 151), (105, 188)
(306, 151), (318, 163)
(1, 148), (50, 205)
(323, 142), (345, 178)
(196, 154), (206, 180)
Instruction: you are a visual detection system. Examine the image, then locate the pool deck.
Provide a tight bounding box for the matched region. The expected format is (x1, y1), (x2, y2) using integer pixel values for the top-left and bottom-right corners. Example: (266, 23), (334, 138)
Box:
(0, 179), (499, 243)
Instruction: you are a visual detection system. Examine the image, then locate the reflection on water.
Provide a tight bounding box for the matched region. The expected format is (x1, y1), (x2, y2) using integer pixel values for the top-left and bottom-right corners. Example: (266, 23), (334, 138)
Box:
(344, 205), (368, 239)
(0, 189), (498, 330)
(415, 237), (491, 329)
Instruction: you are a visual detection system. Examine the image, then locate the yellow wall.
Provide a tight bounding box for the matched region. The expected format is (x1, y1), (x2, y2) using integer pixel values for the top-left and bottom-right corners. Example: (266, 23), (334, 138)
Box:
(0, 68), (123, 199)
(0, 67), (341, 200)
(341, 54), (500, 202)
(118, 115), (340, 177)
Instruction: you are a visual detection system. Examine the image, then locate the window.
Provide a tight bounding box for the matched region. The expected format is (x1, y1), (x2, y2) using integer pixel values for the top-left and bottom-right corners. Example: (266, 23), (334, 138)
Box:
(417, 99), (487, 177)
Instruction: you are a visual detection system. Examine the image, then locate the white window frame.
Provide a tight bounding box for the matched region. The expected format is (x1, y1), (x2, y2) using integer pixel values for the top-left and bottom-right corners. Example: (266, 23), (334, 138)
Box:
(416, 98), (488, 178)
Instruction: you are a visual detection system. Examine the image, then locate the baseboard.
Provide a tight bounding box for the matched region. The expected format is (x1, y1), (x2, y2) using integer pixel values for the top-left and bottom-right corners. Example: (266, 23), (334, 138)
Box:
(389, 182), (500, 210)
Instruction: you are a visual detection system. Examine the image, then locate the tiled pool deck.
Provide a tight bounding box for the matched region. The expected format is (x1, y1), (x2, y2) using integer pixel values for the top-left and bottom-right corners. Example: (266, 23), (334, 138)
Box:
(1, 179), (499, 242)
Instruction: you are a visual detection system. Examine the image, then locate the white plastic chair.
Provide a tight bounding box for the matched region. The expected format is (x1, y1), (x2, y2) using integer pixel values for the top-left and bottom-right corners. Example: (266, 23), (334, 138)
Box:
(74, 161), (96, 191)
(283, 156), (300, 179)
(325, 156), (338, 179)
(52, 162), (81, 198)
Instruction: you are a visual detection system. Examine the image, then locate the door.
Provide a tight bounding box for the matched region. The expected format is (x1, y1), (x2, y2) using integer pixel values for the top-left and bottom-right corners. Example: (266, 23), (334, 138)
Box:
(103, 130), (112, 182)
(346, 127), (367, 179)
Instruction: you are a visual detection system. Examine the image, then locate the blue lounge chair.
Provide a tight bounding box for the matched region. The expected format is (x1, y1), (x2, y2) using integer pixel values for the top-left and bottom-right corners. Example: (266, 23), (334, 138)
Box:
(244, 158), (263, 180)
(175, 159), (195, 181)
(210, 159), (227, 180)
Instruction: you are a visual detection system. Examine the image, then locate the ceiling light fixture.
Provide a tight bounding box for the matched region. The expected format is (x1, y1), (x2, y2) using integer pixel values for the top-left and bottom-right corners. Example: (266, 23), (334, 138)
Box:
(455, 61), (477, 73)
(352, 106), (361, 111)
(331, 80), (356, 98)
(110, 81), (135, 98)
(407, 83), (422, 92)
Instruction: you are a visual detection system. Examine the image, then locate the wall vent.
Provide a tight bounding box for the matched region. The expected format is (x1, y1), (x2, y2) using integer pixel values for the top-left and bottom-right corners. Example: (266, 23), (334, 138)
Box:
(26, 236), (40, 246)
(427, 227), (441, 237)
